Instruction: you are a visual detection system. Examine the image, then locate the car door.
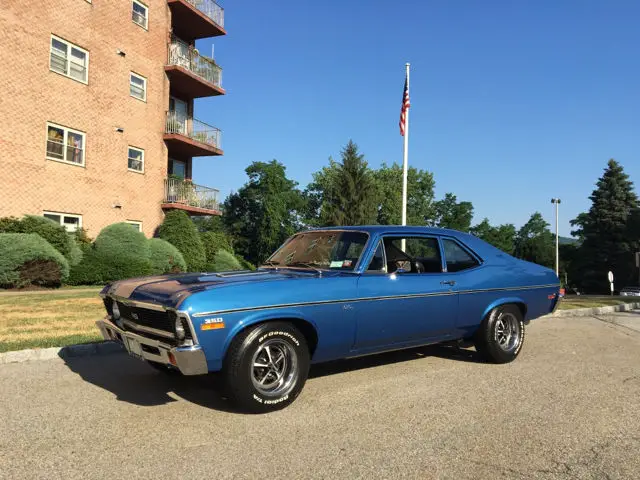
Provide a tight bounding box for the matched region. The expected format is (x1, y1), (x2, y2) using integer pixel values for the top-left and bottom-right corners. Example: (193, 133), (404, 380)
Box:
(353, 235), (459, 350)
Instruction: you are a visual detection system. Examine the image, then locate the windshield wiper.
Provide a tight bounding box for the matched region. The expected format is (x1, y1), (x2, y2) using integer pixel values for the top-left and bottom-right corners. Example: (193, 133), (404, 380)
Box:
(261, 260), (280, 268)
(286, 262), (324, 275)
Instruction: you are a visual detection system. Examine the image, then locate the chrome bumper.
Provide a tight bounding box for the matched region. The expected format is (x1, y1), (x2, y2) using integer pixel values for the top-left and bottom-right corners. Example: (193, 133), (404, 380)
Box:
(96, 318), (208, 375)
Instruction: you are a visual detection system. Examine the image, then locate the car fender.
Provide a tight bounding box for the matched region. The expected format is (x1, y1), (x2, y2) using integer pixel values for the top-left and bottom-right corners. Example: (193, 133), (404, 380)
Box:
(221, 308), (318, 359)
(481, 296), (528, 322)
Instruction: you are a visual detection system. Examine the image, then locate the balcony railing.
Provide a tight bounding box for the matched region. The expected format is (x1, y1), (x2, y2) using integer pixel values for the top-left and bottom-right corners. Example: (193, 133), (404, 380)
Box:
(168, 35), (222, 88)
(184, 0), (224, 28)
(165, 111), (221, 150)
(164, 177), (220, 211)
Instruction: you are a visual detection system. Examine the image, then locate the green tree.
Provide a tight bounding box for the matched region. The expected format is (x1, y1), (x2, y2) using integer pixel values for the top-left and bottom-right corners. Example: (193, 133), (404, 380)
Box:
(431, 193), (474, 231)
(223, 160), (305, 265)
(572, 159), (639, 292)
(306, 141), (379, 226)
(157, 210), (206, 271)
(374, 163), (435, 225)
(470, 218), (516, 254)
(514, 212), (555, 268)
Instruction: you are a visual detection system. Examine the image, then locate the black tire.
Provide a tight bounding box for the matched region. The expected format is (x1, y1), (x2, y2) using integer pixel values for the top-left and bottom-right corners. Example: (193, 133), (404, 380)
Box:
(223, 322), (310, 413)
(147, 361), (180, 375)
(474, 304), (525, 364)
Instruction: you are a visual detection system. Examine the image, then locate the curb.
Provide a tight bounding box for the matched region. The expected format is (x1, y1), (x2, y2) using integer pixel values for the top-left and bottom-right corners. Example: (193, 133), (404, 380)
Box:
(0, 341), (123, 365)
(546, 301), (640, 318)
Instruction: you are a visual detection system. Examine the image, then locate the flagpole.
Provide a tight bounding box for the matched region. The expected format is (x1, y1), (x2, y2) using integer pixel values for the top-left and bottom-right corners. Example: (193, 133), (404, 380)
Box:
(401, 63), (410, 227)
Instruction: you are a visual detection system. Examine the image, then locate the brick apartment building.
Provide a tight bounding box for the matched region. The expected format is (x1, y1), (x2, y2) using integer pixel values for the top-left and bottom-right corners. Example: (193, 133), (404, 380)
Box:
(0, 0), (226, 238)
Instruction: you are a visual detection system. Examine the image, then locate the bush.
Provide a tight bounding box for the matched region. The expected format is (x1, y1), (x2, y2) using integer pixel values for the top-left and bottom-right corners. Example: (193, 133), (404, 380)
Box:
(0, 215), (82, 266)
(212, 249), (242, 272)
(201, 231), (234, 269)
(148, 238), (187, 274)
(69, 223), (152, 284)
(157, 210), (206, 271)
(235, 254), (256, 271)
(0, 233), (70, 288)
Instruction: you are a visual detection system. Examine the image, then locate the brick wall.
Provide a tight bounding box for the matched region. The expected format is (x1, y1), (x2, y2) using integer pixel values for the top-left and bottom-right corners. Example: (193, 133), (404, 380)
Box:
(0, 0), (171, 238)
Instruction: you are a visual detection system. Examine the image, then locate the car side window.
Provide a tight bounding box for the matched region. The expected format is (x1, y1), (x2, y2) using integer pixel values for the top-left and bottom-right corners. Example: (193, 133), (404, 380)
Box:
(383, 236), (442, 274)
(366, 241), (386, 272)
(442, 239), (479, 272)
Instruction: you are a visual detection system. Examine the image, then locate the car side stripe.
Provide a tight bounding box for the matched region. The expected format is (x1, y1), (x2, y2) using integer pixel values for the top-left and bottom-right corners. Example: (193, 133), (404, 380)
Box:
(191, 283), (559, 317)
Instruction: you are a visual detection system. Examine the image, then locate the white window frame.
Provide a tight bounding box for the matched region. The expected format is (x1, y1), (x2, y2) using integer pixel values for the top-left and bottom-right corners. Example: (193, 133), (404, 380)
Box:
(130, 72), (147, 102)
(127, 146), (145, 173)
(43, 211), (83, 233)
(46, 122), (86, 167)
(49, 35), (89, 84)
(132, 0), (148, 29)
(126, 221), (143, 232)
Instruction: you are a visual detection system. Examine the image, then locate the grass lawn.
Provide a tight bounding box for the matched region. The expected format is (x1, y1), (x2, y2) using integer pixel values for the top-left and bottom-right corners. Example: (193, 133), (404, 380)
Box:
(558, 296), (639, 310)
(0, 290), (104, 353)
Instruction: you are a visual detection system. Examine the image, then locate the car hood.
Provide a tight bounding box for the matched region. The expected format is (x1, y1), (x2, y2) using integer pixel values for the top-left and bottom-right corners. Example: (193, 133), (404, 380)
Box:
(102, 269), (341, 309)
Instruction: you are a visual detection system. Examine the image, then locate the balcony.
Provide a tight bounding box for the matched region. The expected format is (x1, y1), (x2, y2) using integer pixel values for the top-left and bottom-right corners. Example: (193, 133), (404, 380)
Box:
(162, 177), (221, 216)
(166, 36), (224, 98)
(164, 112), (223, 157)
(168, 0), (226, 42)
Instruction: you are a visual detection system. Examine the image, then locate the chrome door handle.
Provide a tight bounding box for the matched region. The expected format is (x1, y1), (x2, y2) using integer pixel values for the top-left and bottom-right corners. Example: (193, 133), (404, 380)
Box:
(440, 280), (456, 286)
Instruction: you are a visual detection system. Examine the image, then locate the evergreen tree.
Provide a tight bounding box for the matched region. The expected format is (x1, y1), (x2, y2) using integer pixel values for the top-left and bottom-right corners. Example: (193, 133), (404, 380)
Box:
(431, 193), (474, 231)
(572, 159), (639, 292)
(470, 218), (516, 254)
(514, 212), (555, 268)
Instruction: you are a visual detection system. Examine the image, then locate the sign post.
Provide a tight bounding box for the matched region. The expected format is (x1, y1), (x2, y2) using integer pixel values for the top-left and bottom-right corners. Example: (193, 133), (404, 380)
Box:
(608, 271), (614, 296)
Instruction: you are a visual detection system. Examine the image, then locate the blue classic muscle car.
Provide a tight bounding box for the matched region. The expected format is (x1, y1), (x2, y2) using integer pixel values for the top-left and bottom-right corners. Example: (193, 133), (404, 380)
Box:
(97, 226), (561, 412)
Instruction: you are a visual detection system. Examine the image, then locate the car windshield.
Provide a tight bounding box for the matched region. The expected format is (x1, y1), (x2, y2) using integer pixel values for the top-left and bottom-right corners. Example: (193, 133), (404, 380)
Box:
(264, 231), (369, 271)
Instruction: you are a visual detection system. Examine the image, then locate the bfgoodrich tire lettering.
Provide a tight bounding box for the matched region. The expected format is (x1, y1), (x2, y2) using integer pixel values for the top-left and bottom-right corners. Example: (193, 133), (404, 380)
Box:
(224, 322), (310, 413)
(474, 304), (525, 364)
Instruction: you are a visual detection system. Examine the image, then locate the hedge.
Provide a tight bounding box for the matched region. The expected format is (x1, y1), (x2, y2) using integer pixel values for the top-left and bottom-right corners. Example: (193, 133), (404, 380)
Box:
(69, 223), (152, 284)
(157, 210), (206, 271)
(0, 233), (70, 288)
(212, 250), (243, 272)
(149, 238), (187, 274)
(0, 215), (82, 266)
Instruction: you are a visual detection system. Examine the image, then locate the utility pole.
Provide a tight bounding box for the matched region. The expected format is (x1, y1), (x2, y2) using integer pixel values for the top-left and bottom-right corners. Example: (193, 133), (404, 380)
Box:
(551, 198), (561, 278)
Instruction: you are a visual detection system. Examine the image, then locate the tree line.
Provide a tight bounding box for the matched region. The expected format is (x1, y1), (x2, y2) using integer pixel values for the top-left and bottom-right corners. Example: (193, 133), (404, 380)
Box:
(203, 140), (639, 294)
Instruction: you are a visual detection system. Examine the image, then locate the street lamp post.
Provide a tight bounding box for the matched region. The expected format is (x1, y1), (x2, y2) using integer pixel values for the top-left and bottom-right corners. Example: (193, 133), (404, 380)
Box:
(551, 198), (561, 278)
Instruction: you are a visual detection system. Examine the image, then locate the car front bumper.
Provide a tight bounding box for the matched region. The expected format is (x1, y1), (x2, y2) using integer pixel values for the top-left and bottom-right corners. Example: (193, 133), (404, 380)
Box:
(96, 317), (208, 376)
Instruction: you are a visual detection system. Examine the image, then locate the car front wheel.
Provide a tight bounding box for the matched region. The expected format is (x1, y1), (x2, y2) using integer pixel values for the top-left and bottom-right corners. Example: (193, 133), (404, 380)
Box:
(474, 304), (525, 363)
(223, 322), (310, 413)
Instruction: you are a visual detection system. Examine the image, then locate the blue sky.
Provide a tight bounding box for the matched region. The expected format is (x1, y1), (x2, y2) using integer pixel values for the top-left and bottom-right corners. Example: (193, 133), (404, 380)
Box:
(192, 0), (640, 237)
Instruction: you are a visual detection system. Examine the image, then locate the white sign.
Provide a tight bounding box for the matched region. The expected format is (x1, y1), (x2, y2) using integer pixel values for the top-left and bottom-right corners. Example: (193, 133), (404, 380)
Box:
(610, 282), (614, 293)
(607, 271), (614, 283)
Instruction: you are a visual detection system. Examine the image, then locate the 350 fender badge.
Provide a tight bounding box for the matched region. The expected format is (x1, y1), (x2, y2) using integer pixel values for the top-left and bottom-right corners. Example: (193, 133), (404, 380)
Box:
(201, 317), (225, 331)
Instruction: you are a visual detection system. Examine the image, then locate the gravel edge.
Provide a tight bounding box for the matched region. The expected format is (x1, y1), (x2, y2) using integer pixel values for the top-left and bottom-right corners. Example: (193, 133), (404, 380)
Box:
(2, 301), (639, 364)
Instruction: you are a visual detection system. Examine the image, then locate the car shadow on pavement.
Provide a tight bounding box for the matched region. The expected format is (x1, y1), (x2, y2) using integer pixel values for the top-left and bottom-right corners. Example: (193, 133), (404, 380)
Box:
(60, 344), (481, 413)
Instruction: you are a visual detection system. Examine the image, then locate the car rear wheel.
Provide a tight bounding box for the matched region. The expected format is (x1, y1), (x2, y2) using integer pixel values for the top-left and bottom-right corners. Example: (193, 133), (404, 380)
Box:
(223, 322), (310, 413)
(474, 304), (525, 363)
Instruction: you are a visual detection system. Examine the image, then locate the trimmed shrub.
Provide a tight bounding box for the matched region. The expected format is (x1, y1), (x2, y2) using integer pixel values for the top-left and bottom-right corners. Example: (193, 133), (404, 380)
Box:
(0, 215), (83, 266)
(212, 249), (242, 272)
(69, 223), (152, 284)
(149, 238), (187, 274)
(0, 233), (70, 288)
(157, 210), (206, 271)
(201, 231), (234, 269)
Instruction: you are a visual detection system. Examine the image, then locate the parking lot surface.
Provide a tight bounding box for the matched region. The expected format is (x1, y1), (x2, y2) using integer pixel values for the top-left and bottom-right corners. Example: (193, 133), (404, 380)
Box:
(1, 312), (639, 479)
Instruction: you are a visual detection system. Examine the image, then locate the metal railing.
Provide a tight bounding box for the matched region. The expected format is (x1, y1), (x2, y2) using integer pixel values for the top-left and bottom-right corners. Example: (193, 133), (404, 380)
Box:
(164, 177), (220, 211)
(165, 111), (222, 150)
(168, 35), (222, 88)
(182, 0), (224, 28)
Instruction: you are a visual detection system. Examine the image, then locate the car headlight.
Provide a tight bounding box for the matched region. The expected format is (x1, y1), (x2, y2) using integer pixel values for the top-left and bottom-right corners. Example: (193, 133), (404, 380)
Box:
(175, 317), (186, 340)
(112, 302), (120, 320)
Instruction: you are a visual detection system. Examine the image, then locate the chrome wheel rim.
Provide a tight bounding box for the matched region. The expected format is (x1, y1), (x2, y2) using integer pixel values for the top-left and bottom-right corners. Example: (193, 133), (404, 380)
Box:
(251, 339), (298, 397)
(494, 312), (521, 352)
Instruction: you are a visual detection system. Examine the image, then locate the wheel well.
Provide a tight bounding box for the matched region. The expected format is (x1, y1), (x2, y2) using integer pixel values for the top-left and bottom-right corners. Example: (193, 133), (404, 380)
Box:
(236, 318), (319, 357)
(513, 302), (527, 319)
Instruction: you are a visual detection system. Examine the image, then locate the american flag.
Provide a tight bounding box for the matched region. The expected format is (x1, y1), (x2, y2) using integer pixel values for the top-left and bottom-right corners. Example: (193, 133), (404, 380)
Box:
(399, 76), (410, 136)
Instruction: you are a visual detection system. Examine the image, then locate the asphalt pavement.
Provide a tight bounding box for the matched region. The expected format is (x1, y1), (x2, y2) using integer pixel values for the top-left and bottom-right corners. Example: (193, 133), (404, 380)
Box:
(1, 312), (639, 479)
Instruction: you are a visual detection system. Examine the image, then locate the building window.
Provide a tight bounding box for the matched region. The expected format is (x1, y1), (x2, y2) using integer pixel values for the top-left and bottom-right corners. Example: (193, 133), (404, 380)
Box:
(132, 1), (148, 29)
(46, 123), (85, 166)
(50, 35), (88, 84)
(128, 146), (144, 172)
(126, 221), (143, 232)
(43, 212), (82, 232)
(130, 72), (147, 101)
